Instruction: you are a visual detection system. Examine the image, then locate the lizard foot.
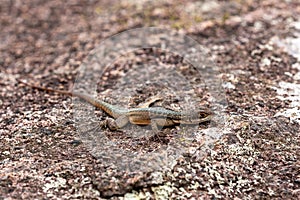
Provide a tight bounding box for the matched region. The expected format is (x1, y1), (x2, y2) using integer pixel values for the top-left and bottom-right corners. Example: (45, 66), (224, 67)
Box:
(99, 118), (119, 131)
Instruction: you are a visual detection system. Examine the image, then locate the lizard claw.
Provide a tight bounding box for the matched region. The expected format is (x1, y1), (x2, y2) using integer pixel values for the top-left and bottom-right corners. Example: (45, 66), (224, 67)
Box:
(99, 118), (119, 131)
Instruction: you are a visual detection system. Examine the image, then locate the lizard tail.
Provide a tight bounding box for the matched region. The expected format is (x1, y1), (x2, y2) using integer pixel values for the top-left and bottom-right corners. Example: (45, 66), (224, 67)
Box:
(18, 79), (73, 96)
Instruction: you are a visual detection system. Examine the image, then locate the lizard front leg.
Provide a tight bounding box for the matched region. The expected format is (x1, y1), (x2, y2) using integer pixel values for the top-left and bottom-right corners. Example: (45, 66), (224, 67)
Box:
(150, 118), (176, 132)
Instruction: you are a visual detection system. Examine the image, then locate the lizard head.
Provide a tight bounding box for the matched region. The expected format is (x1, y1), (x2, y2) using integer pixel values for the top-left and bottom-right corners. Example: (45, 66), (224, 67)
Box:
(180, 108), (213, 124)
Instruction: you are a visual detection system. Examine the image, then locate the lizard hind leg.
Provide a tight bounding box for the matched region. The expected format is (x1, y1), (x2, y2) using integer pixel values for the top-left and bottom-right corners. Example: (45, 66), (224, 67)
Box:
(99, 118), (117, 130)
(137, 96), (163, 108)
(114, 115), (130, 129)
(99, 116), (129, 131)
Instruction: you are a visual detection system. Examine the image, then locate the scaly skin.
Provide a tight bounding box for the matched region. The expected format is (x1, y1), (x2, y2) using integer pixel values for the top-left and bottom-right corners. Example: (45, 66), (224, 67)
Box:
(20, 80), (212, 131)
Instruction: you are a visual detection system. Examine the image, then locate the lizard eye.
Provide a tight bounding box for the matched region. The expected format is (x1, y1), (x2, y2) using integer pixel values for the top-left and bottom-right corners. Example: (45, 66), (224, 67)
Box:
(198, 109), (212, 118)
(200, 112), (208, 117)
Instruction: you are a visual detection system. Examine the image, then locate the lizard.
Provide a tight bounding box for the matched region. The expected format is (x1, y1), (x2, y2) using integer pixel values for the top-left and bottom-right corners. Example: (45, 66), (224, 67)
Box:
(19, 80), (212, 132)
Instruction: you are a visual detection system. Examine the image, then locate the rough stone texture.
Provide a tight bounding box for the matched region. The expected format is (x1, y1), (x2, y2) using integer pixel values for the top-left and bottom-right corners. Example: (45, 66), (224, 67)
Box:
(0, 0), (299, 199)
